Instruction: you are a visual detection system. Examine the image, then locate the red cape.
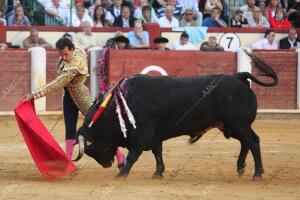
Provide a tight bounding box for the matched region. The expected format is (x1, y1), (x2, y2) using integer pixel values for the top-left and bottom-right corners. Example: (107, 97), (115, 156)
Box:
(14, 100), (76, 179)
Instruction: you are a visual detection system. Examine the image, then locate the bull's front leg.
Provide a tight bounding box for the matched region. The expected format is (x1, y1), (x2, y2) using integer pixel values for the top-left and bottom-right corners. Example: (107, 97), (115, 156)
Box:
(152, 142), (165, 179)
(115, 147), (143, 178)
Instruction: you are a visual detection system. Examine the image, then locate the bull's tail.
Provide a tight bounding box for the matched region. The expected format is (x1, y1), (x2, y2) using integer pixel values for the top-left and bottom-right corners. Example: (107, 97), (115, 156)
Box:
(237, 50), (278, 87)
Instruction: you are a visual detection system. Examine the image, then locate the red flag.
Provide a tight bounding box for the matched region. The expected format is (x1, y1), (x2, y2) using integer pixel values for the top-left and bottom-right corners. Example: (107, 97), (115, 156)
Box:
(14, 100), (76, 179)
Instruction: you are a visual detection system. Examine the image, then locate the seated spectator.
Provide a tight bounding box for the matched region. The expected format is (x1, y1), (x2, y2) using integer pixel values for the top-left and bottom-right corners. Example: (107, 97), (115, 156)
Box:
(287, 0), (300, 28)
(171, 32), (196, 50)
(153, 36), (170, 50)
(136, 2), (159, 23)
(93, 5), (107, 27)
(178, 0), (199, 12)
(158, 5), (179, 28)
(252, 29), (278, 49)
(156, 0), (184, 20)
(265, 0), (281, 21)
(270, 8), (292, 28)
(7, 4), (31, 26)
(71, 4), (94, 27)
(230, 9), (249, 27)
(240, 0), (256, 21)
(202, 0), (224, 19)
(0, 8), (6, 26)
(89, 0), (103, 18)
(202, 7), (227, 27)
(180, 8), (202, 27)
(247, 7), (270, 28)
(75, 21), (100, 49)
(225, 0), (246, 17)
(113, 4), (136, 27)
(23, 29), (52, 48)
(105, 0), (123, 26)
(152, 0), (166, 11)
(45, 0), (70, 26)
(128, 20), (150, 49)
(200, 36), (224, 51)
(98, 34), (129, 94)
(0, 43), (7, 51)
(279, 28), (300, 49)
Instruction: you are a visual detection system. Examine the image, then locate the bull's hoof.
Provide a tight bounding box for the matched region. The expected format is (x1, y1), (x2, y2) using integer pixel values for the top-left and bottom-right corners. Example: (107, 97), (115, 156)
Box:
(152, 173), (163, 179)
(252, 175), (262, 181)
(238, 168), (246, 177)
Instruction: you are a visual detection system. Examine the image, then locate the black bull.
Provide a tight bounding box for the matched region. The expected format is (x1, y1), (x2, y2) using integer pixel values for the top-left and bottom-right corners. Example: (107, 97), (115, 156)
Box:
(74, 51), (278, 181)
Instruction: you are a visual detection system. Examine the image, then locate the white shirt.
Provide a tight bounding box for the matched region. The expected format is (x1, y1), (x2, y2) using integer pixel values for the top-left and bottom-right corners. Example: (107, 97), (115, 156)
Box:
(45, 1), (70, 25)
(171, 40), (196, 50)
(158, 16), (179, 28)
(177, 0), (199, 11)
(75, 33), (99, 49)
(251, 38), (278, 50)
(71, 9), (94, 27)
(105, 6), (121, 23)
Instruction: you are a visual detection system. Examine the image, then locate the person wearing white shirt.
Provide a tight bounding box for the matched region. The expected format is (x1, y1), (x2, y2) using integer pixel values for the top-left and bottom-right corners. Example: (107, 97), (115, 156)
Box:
(71, 4), (94, 27)
(171, 32), (196, 50)
(105, 0), (122, 26)
(252, 29), (278, 50)
(158, 5), (179, 28)
(75, 21), (99, 49)
(45, 0), (70, 26)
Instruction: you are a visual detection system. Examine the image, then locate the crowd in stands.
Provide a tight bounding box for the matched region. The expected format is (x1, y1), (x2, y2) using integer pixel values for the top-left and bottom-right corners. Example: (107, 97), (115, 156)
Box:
(0, 0), (299, 51)
(0, 0), (299, 28)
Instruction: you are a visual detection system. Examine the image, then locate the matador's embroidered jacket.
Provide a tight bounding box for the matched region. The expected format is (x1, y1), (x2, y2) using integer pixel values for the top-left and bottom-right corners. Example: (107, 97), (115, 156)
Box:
(32, 45), (92, 116)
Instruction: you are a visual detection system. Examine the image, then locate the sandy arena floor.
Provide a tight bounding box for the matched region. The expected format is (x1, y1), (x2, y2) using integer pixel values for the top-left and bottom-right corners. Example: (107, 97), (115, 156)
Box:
(0, 116), (299, 200)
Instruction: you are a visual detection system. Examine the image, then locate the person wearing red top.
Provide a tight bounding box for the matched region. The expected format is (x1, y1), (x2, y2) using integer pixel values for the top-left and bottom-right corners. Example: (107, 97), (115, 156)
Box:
(270, 8), (292, 28)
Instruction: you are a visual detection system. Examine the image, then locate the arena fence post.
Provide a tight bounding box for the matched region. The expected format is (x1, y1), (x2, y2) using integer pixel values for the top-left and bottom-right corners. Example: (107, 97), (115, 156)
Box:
(29, 47), (46, 112)
(237, 48), (252, 86)
(296, 48), (300, 109)
(88, 47), (102, 101)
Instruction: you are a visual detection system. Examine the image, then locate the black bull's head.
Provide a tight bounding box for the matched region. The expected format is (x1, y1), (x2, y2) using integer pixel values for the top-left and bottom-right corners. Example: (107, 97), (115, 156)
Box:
(73, 116), (118, 168)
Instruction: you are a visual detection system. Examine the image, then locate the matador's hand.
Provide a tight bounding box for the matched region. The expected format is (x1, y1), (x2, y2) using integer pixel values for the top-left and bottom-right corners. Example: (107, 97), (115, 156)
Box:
(24, 93), (34, 102)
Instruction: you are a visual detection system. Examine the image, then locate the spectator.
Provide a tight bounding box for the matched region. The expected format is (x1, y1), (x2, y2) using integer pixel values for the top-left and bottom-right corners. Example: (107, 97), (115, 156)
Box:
(71, 4), (94, 27)
(171, 32), (196, 50)
(128, 20), (150, 48)
(98, 35), (129, 94)
(177, 0), (199, 12)
(202, 0), (224, 19)
(156, 0), (184, 20)
(134, 0), (159, 23)
(230, 9), (249, 27)
(23, 29), (52, 48)
(158, 5), (179, 28)
(279, 28), (300, 49)
(240, 0), (256, 21)
(252, 29), (278, 49)
(265, 0), (286, 9)
(7, 4), (31, 26)
(225, 0), (246, 17)
(75, 21), (99, 49)
(247, 7), (270, 28)
(105, 0), (123, 26)
(0, 43), (7, 51)
(139, 5), (159, 23)
(113, 4), (136, 27)
(88, 0), (103, 18)
(202, 7), (227, 27)
(265, 0), (281, 21)
(270, 8), (292, 28)
(287, 0), (300, 28)
(44, 0), (70, 26)
(180, 8), (202, 27)
(153, 36), (170, 50)
(152, 0), (166, 11)
(0, 8), (6, 26)
(200, 36), (224, 51)
(93, 5), (107, 27)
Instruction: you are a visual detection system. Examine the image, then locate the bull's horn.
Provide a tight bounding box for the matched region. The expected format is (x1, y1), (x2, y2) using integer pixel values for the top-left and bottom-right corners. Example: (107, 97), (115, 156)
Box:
(72, 135), (85, 162)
